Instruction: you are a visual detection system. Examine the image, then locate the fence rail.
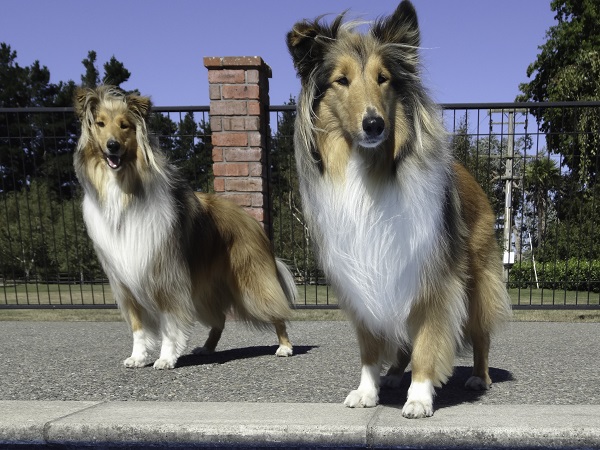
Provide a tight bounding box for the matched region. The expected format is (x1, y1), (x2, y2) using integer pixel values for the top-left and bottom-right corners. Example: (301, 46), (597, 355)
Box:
(1, 102), (600, 309)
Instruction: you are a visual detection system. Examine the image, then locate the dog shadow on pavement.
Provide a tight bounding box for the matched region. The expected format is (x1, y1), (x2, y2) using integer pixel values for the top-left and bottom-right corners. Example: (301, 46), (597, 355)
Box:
(174, 345), (317, 368)
(379, 366), (514, 408)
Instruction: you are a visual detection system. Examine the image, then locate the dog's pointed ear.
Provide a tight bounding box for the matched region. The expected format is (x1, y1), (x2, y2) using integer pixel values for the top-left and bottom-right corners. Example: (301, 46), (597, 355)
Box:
(287, 14), (344, 81)
(126, 94), (152, 119)
(372, 0), (420, 49)
(73, 87), (97, 121)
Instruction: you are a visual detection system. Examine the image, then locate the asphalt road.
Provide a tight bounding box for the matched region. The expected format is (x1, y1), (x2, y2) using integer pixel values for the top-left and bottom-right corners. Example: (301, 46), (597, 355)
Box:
(1, 320), (598, 408)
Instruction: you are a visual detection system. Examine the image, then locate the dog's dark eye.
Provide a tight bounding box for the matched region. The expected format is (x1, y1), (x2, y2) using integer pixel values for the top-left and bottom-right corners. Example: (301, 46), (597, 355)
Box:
(377, 74), (389, 85)
(96, 121), (105, 128)
(120, 123), (129, 130)
(335, 76), (349, 87)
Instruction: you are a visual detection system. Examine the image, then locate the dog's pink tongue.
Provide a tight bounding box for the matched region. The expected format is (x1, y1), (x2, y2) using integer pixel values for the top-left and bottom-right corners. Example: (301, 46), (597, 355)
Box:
(107, 155), (121, 169)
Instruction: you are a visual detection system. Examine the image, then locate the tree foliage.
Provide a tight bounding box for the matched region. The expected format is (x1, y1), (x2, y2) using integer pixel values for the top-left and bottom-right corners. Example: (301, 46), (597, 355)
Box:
(270, 98), (319, 281)
(0, 43), (213, 283)
(517, 0), (600, 185)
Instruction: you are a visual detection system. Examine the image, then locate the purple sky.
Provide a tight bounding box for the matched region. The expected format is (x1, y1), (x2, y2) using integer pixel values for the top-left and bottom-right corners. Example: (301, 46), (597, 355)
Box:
(2, 1), (556, 106)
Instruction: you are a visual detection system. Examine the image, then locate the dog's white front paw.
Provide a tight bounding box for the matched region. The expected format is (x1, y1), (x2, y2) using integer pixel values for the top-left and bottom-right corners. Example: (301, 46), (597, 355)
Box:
(153, 358), (176, 370)
(402, 399), (433, 419)
(402, 379), (434, 418)
(344, 388), (379, 408)
(123, 354), (150, 368)
(465, 375), (491, 391)
(275, 345), (293, 357)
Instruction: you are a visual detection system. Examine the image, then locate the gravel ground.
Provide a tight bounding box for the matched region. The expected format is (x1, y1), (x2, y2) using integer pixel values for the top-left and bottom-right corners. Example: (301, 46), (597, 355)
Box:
(1, 320), (598, 408)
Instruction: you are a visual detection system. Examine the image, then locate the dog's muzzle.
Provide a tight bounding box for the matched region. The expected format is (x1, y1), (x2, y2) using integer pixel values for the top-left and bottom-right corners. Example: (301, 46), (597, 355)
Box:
(105, 140), (122, 170)
(360, 115), (386, 148)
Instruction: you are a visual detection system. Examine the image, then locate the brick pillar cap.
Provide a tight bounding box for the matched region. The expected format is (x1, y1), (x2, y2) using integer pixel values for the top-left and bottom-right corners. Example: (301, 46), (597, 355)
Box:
(204, 56), (272, 77)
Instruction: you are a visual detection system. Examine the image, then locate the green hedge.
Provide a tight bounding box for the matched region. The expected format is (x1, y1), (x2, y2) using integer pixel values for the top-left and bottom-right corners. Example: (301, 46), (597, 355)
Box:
(508, 259), (600, 292)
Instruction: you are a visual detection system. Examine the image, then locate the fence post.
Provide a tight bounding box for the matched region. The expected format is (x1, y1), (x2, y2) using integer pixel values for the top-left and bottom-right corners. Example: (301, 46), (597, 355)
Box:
(204, 56), (272, 239)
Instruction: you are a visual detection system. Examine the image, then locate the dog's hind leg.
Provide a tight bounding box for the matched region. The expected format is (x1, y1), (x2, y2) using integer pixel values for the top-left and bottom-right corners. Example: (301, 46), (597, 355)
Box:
(344, 324), (383, 408)
(274, 320), (293, 357)
(381, 347), (411, 388)
(464, 319), (492, 390)
(192, 312), (226, 356)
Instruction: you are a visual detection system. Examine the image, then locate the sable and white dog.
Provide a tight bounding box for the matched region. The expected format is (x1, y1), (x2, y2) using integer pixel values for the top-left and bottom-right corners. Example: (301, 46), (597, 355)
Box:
(74, 85), (295, 369)
(287, 1), (511, 418)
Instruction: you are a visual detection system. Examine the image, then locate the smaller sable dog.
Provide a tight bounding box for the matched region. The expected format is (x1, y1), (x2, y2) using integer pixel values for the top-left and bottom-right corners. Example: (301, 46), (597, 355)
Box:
(287, 1), (511, 418)
(73, 85), (295, 369)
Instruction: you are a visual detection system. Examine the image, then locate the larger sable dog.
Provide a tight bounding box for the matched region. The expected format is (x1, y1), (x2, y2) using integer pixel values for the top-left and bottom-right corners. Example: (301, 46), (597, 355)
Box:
(287, 1), (511, 418)
(74, 85), (295, 369)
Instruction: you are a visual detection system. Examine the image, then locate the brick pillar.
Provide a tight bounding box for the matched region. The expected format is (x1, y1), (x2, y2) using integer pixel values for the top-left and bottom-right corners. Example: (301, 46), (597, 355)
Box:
(204, 56), (272, 238)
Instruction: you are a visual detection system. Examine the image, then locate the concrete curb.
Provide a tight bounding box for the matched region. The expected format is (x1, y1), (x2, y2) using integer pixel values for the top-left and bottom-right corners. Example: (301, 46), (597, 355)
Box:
(2, 401), (599, 449)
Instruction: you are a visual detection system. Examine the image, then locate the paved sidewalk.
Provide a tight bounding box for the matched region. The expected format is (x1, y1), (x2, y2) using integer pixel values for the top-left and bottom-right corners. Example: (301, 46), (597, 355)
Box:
(1, 320), (599, 448)
(2, 401), (600, 449)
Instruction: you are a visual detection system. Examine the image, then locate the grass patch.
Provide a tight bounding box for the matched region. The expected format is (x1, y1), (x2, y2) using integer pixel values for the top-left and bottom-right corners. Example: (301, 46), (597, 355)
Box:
(1, 283), (598, 322)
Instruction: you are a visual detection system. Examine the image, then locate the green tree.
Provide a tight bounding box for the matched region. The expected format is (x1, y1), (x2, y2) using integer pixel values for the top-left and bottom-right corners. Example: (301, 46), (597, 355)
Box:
(270, 97), (318, 281)
(517, 0), (600, 185)
(522, 157), (561, 249)
(172, 113), (213, 192)
(0, 44), (78, 196)
(0, 180), (58, 280)
(103, 56), (131, 88)
(81, 51), (100, 88)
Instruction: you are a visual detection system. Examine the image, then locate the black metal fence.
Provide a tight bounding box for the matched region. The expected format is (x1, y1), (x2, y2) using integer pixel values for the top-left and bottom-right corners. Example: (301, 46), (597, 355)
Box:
(0, 106), (210, 308)
(270, 102), (600, 310)
(1, 102), (599, 309)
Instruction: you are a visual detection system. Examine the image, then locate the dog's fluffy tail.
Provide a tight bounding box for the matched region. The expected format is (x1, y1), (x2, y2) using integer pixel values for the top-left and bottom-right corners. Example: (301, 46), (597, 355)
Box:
(276, 258), (297, 308)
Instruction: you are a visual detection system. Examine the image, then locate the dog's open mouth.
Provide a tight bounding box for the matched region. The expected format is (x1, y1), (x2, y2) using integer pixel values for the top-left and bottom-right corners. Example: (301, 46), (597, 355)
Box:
(105, 154), (122, 170)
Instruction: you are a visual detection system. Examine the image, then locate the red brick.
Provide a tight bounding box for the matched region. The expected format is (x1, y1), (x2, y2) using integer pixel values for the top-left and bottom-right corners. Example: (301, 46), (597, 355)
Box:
(209, 84), (221, 100)
(212, 148), (223, 162)
(222, 84), (260, 100)
(221, 56), (263, 68)
(244, 207), (264, 223)
(210, 101), (247, 116)
(228, 117), (246, 131)
(246, 70), (260, 84)
(247, 131), (263, 147)
(210, 116), (222, 132)
(213, 178), (225, 192)
(250, 192), (264, 207)
(225, 178), (263, 192)
(203, 56), (223, 68)
(212, 132), (248, 147)
(223, 148), (262, 162)
(220, 192), (253, 207)
(207, 69), (245, 84)
(244, 117), (260, 131)
(247, 100), (261, 116)
(213, 162), (249, 177)
(249, 162), (263, 177)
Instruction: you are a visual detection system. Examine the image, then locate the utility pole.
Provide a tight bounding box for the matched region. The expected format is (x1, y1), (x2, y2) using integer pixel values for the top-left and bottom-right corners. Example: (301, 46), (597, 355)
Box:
(489, 109), (527, 282)
(503, 111), (515, 283)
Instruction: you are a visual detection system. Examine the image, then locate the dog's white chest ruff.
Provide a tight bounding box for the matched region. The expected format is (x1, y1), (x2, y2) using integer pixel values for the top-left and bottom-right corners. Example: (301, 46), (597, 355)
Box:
(307, 156), (445, 342)
(82, 178), (175, 303)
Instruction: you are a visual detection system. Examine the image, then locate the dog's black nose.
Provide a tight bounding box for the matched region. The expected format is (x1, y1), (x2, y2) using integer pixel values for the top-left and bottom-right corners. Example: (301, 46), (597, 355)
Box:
(106, 140), (120, 154)
(362, 116), (385, 138)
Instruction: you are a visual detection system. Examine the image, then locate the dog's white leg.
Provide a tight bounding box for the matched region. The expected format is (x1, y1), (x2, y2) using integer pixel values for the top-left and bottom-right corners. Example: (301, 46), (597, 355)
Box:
(344, 325), (382, 408)
(123, 329), (153, 368)
(344, 363), (381, 408)
(274, 320), (293, 357)
(153, 313), (189, 370)
(402, 379), (435, 418)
